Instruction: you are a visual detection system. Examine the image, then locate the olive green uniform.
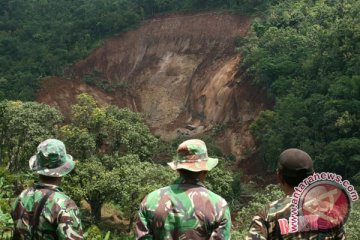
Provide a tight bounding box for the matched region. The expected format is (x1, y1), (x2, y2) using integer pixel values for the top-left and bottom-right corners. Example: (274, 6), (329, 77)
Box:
(12, 182), (83, 240)
(246, 196), (345, 240)
(136, 177), (231, 239)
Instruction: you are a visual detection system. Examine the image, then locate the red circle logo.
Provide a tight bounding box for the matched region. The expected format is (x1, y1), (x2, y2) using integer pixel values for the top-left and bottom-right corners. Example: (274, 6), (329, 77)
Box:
(299, 181), (350, 231)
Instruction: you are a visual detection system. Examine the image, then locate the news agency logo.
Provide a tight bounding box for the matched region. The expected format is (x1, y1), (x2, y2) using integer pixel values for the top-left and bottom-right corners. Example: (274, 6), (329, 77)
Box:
(278, 172), (359, 235)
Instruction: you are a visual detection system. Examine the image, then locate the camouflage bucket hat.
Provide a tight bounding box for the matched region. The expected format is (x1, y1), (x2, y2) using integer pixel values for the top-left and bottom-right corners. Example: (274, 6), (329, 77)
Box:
(168, 139), (218, 172)
(29, 139), (75, 177)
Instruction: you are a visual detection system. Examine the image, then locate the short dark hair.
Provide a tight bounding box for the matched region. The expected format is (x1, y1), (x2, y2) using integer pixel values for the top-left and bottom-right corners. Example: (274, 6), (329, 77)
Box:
(177, 169), (207, 179)
(278, 148), (314, 187)
(278, 169), (311, 187)
(39, 174), (61, 182)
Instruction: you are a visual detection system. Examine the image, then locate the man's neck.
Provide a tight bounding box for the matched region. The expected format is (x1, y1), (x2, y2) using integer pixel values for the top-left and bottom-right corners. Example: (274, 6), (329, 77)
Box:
(283, 184), (295, 196)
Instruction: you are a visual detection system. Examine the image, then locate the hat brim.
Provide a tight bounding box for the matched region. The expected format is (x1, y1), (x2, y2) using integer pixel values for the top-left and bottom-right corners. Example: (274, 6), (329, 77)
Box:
(167, 157), (218, 172)
(29, 154), (75, 177)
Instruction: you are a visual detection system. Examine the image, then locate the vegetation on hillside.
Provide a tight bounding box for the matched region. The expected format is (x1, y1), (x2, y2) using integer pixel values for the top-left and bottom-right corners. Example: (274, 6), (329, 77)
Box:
(243, 0), (360, 183)
(0, 94), (242, 238)
(0, 0), (253, 101)
(1, 0), (360, 238)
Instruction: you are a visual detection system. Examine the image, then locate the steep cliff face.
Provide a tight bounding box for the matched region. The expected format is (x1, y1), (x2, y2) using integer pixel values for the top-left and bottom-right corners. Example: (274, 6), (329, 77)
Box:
(38, 12), (272, 163)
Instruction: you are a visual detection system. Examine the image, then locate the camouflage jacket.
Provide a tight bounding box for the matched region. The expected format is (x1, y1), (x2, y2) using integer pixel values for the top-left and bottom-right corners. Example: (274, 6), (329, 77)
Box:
(136, 177), (231, 240)
(246, 196), (345, 240)
(11, 182), (83, 240)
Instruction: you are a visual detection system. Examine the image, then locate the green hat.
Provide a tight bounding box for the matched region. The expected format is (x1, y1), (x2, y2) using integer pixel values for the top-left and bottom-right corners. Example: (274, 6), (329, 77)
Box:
(29, 139), (75, 177)
(168, 139), (218, 172)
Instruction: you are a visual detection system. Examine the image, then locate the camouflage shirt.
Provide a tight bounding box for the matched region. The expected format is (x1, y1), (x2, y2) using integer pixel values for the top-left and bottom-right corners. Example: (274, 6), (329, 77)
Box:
(246, 196), (345, 240)
(11, 182), (83, 240)
(136, 177), (231, 240)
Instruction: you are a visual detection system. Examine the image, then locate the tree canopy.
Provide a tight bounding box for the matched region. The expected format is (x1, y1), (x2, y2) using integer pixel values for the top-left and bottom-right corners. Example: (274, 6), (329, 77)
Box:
(0, 0), (249, 101)
(244, 0), (360, 182)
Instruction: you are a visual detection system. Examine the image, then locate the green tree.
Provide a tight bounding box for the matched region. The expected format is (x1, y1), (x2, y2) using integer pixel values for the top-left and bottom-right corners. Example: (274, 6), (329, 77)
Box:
(61, 94), (159, 221)
(62, 93), (157, 160)
(243, 0), (360, 180)
(1, 0), (251, 101)
(0, 101), (62, 172)
(113, 156), (175, 231)
(232, 184), (283, 239)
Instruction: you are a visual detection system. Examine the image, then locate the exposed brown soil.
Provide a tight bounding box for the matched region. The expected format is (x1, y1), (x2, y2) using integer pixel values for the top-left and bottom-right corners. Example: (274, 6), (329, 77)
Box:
(39, 77), (134, 120)
(38, 11), (273, 174)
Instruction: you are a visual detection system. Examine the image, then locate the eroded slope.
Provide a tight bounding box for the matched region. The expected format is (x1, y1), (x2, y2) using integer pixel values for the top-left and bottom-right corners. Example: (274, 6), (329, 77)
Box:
(38, 12), (272, 162)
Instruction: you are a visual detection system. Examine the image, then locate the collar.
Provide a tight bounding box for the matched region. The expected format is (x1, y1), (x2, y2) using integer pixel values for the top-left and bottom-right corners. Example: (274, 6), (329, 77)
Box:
(173, 177), (206, 188)
(34, 181), (63, 192)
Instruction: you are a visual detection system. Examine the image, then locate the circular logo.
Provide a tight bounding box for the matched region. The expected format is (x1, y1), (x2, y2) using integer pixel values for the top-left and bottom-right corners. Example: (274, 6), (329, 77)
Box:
(298, 181), (350, 231)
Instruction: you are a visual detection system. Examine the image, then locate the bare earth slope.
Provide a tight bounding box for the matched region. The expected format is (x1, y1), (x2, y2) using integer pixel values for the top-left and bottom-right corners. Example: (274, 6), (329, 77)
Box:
(38, 12), (272, 165)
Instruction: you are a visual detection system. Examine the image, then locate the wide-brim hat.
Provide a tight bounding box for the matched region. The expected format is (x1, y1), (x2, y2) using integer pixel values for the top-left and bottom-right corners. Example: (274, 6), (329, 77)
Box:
(29, 139), (75, 177)
(168, 139), (218, 172)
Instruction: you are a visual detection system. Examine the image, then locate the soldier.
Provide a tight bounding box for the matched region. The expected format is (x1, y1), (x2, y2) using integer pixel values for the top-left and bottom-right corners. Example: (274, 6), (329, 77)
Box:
(246, 148), (345, 239)
(11, 139), (83, 240)
(136, 139), (231, 239)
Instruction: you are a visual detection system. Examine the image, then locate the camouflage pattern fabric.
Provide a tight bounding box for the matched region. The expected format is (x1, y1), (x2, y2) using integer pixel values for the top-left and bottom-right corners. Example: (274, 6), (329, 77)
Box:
(29, 139), (75, 177)
(246, 196), (345, 240)
(11, 182), (83, 240)
(136, 177), (231, 239)
(167, 139), (218, 172)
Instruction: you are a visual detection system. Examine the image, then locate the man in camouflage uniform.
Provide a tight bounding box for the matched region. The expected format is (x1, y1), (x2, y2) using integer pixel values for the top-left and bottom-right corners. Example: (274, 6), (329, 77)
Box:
(11, 139), (83, 240)
(136, 139), (231, 239)
(246, 148), (345, 239)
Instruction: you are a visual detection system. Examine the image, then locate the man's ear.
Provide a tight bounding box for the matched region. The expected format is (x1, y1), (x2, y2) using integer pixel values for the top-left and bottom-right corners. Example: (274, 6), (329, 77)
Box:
(277, 169), (284, 184)
(199, 171), (208, 181)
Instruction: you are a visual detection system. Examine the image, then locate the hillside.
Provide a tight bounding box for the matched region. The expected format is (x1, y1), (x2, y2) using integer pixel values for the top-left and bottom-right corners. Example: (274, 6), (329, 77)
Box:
(38, 12), (272, 165)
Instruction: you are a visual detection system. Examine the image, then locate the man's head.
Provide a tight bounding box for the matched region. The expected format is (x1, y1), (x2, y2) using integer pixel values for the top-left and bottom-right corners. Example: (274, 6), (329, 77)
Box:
(277, 148), (314, 188)
(29, 139), (75, 178)
(168, 139), (218, 179)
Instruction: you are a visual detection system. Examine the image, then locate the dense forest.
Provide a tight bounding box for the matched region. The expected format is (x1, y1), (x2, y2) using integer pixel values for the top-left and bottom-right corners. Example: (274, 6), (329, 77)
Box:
(0, 0), (244, 100)
(0, 0), (360, 239)
(246, 0), (360, 182)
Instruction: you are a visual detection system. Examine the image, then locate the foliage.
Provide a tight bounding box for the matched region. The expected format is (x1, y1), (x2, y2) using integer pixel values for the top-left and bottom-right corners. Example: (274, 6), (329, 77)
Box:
(83, 70), (116, 93)
(1, 0), (359, 237)
(0, 177), (14, 239)
(60, 94), (158, 161)
(84, 224), (110, 240)
(0, 0), (264, 101)
(231, 184), (283, 239)
(61, 94), (161, 222)
(346, 201), (360, 239)
(0, 207), (12, 240)
(0, 101), (62, 172)
(0, 177), (12, 199)
(64, 154), (175, 228)
(0, 0), (141, 100)
(206, 165), (234, 200)
(113, 158), (175, 231)
(0, 95), (246, 236)
(244, 0), (360, 181)
(211, 122), (228, 136)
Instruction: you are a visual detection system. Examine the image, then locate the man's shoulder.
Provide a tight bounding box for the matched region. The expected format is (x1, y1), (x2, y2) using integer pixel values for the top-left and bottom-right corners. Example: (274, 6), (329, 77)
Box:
(266, 196), (291, 216)
(49, 191), (78, 210)
(18, 187), (78, 209)
(146, 184), (228, 205)
(204, 188), (228, 206)
(250, 196), (290, 224)
(140, 185), (172, 210)
(145, 185), (171, 200)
